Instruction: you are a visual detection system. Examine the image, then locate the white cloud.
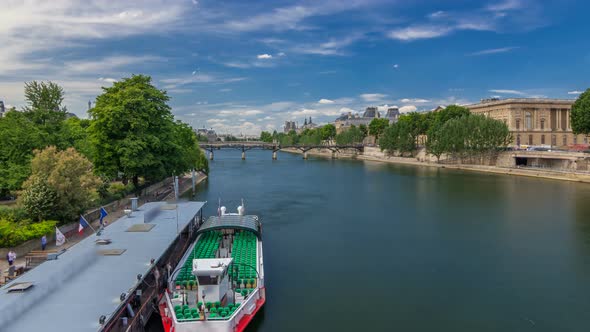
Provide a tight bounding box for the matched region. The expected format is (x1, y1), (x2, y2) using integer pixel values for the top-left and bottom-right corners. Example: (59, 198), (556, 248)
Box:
(568, 91), (584, 95)
(257, 54), (273, 59)
(161, 75), (246, 89)
(468, 46), (519, 56)
(399, 105), (417, 113)
(318, 98), (335, 104)
(393, 64), (399, 69)
(486, 0), (523, 12)
(292, 35), (361, 56)
(360, 93), (387, 102)
(277, 52), (286, 57)
(400, 98), (429, 103)
(98, 77), (117, 83)
(489, 89), (526, 95)
(388, 25), (452, 41)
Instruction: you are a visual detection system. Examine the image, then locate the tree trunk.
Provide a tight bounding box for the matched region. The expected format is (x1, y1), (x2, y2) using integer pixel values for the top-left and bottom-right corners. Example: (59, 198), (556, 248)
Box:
(132, 175), (139, 189)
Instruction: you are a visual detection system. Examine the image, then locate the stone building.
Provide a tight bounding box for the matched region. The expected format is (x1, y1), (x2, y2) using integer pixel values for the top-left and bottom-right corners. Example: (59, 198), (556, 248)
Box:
(334, 107), (382, 133)
(466, 98), (588, 147)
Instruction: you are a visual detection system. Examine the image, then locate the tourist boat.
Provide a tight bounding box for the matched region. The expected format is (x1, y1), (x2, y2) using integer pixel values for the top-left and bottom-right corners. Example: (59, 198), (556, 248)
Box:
(159, 204), (265, 332)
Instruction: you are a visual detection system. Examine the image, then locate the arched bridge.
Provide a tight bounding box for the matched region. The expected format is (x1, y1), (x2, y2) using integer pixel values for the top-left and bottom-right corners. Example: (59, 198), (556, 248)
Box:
(199, 142), (364, 160)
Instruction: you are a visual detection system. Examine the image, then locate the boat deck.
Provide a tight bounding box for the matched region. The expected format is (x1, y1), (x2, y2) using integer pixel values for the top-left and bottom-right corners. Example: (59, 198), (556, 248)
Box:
(171, 229), (259, 321)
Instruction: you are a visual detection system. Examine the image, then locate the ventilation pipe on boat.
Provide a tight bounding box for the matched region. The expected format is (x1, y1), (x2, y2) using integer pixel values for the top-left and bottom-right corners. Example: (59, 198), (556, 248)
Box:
(220, 206), (227, 215)
(237, 205), (244, 216)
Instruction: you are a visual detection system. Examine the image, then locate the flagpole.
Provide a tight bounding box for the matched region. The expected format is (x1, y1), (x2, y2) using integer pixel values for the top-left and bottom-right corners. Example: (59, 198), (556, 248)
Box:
(82, 215), (97, 233)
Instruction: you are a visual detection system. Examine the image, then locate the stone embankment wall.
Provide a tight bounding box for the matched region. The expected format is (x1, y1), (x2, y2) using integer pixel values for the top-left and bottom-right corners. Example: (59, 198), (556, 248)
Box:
(283, 146), (590, 184)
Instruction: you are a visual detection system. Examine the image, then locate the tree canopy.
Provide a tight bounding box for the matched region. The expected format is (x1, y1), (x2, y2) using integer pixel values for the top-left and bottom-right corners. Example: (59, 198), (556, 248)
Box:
(260, 131), (273, 143)
(20, 146), (101, 222)
(368, 118), (389, 140)
(571, 88), (590, 135)
(88, 74), (203, 186)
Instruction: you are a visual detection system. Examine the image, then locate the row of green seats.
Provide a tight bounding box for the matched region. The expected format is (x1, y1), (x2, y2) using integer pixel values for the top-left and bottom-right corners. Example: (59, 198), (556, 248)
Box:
(230, 231), (257, 281)
(177, 231), (221, 282)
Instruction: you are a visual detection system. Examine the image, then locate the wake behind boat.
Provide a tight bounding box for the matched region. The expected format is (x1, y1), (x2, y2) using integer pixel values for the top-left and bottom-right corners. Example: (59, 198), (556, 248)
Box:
(160, 205), (265, 332)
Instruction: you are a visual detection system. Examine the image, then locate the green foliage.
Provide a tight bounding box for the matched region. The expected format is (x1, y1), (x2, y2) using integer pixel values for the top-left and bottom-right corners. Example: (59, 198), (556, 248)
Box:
(368, 118), (389, 140)
(0, 206), (28, 223)
(0, 112), (44, 196)
(60, 118), (93, 159)
(20, 146), (101, 223)
(89, 75), (183, 184)
(299, 129), (322, 145)
(196, 134), (209, 142)
(571, 88), (590, 135)
(0, 219), (57, 248)
(426, 114), (511, 162)
(22, 81), (68, 148)
(19, 176), (58, 221)
(335, 125), (364, 145)
(358, 124), (368, 139)
(260, 131), (273, 143)
(320, 124), (337, 141)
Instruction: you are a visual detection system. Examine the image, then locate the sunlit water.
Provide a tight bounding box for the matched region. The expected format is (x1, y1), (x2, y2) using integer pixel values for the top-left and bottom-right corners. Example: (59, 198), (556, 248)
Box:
(178, 149), (590, 332)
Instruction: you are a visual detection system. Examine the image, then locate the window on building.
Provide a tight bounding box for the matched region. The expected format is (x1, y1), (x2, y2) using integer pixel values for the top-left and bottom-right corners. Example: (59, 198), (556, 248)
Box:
(561, 110), (568, 130)
(552, 135), (557, 146)
(516, 119), (521, 130)
(540, 118), (545, 130)
(550, 109), (557, 130)
(516, 134), (521, 146)
(525, 112), (532, 130)
(574, 136), (578, 145)
(528, 135), (533, 145)
(585, 136), (589, 144)
(541, 135), (545, 145)
(563, 135), (567, 146)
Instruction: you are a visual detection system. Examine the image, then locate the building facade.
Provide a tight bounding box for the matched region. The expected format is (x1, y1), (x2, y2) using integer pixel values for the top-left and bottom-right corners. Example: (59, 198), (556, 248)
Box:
(0, 101), (5, 118)
(466, 98), (588, 147)
(284, 120), (297, 133)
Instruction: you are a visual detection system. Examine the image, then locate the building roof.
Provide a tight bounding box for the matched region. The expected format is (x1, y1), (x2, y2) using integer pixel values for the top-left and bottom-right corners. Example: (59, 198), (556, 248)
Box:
(466, 98), (575, 109)
(0, 201), (205, 332)
(197, 215), (261, 238)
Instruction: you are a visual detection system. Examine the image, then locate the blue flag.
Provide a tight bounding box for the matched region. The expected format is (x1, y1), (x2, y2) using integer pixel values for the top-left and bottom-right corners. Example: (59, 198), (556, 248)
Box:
(99, 207), (108, 226)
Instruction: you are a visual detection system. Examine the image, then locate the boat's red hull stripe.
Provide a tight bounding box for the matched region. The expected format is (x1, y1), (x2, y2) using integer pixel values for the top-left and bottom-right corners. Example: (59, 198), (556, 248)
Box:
(236, 297), (266, 332)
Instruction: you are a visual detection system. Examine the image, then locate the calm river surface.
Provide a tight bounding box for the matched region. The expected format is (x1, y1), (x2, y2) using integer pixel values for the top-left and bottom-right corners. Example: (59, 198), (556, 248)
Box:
(189, 149), (590, 332)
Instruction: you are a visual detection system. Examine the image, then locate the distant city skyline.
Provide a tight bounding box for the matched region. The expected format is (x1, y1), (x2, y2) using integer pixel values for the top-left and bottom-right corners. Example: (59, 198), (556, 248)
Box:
(1, 0), (589, 134)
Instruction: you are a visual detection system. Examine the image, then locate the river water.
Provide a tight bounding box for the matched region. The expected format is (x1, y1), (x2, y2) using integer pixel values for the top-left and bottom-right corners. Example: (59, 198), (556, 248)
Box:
(188, 149), (590, 332)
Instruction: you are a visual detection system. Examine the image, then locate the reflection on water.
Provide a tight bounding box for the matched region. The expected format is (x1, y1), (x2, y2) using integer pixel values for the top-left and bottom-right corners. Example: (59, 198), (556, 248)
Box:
(185, 150), (590, 332)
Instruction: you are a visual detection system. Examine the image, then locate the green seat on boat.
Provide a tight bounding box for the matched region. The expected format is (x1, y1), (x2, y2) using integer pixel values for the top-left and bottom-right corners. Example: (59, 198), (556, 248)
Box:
(209, 313), (217, 318)
(176, 313), (184, 320)
(210, 307), (217, 314)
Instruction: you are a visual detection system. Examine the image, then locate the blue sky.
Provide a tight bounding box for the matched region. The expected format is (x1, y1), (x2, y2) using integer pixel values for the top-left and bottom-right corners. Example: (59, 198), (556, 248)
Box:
(1, 0), (589, 135)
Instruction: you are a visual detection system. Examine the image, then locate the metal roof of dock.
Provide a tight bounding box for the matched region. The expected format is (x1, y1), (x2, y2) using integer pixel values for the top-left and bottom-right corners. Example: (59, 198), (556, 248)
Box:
(0, 200), (205, 332)
(197, 215), (261, 238)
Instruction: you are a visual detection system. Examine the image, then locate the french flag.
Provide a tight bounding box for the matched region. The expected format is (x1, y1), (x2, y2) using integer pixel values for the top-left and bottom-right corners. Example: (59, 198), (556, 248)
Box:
(79, 215), (90, 234)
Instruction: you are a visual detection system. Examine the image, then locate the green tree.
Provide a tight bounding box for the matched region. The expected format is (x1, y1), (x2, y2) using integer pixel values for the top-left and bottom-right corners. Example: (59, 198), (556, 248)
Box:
(0, 112), (44, 196)
(60, 117), (93, 159)
(368, 118), (389, 140)
(299, 129), (322, 145)
(168, 121), (206, 176)
(358, 124), (368, 139)
(335, 125), (364, 145)
(21, 146), (101, 222)
(260, 131), (273, 143)
(571, 89), (590, 135)
(19, 176), (58, 221)
(320, 124), (337, 141)
(22, 81), (68, 148)
(89, 75), (178, 186)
